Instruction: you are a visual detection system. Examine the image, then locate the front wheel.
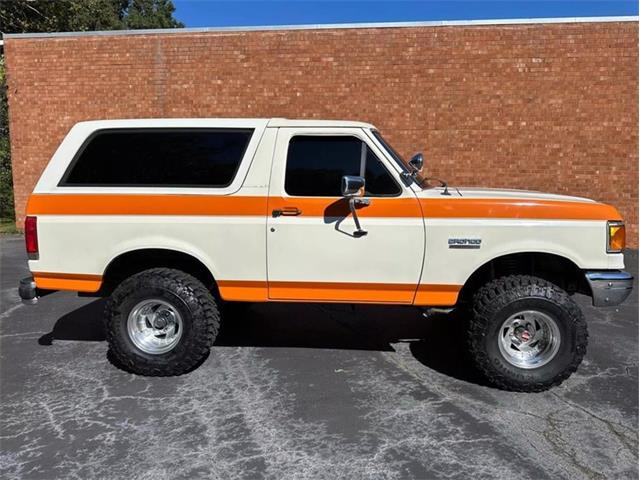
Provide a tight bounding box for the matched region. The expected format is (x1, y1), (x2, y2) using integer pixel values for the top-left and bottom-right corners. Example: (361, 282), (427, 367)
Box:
(468, 275), (588, 392)
(104, 268), (221, 376)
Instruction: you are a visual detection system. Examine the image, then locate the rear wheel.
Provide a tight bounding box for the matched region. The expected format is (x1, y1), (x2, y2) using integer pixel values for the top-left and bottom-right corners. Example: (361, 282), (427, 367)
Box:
(468, 275), (588, 392)
(105, 268), (220, 376)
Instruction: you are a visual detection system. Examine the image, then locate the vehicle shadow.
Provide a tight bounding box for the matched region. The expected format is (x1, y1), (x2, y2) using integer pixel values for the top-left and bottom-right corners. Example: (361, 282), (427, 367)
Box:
(38, 299), (107, 345)
(38, 298), (486, 385)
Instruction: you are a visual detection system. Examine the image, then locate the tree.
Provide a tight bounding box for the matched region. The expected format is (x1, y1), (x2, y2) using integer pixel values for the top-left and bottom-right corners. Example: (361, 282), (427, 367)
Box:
(0, 0), (184, 33)
(0, 57), (12, 222)
(0, 0), (183, 224)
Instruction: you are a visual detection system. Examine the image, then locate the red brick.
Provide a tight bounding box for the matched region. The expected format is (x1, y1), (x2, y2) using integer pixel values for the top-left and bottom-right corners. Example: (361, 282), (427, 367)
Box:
(4, 21), (638, 246)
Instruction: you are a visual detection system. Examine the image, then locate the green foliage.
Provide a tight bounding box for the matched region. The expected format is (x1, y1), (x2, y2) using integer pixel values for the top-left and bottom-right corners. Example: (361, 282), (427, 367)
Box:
(0, 56), (13, 221)
(0, 0), (184, 33)
(0, 0), (183, 223)
(124, 0), (185, 29)
(0, 220), (19, 234)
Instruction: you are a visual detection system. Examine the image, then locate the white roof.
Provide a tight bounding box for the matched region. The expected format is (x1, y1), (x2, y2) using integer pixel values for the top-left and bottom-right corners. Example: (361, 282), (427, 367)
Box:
(72, 118), (376, 130)
(267, 118), (375, 128)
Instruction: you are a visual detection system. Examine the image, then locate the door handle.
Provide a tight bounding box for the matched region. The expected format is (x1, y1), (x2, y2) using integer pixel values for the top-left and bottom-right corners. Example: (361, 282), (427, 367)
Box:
(272, 207), (302, 217)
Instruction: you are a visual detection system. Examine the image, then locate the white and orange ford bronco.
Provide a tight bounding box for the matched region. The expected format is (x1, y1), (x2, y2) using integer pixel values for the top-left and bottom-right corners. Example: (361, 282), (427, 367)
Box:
(19, 118), (632, 391)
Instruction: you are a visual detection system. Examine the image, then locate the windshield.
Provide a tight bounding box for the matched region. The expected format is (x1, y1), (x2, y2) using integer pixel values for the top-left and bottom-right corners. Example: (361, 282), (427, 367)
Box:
(371, 130), (408, 172)
(371, 130), (429, 188)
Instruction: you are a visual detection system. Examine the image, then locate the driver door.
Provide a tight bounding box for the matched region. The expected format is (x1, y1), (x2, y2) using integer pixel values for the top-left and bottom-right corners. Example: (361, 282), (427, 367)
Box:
(266, 127), (425, 303)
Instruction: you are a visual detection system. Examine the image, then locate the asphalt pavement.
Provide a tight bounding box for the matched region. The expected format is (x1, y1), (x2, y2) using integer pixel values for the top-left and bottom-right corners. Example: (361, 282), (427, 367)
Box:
(0, 234), (637, 479)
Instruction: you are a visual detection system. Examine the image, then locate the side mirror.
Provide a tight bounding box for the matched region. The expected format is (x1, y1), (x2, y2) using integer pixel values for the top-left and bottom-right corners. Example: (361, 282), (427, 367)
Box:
(408, 153), (424, 172)
(341, 175), (369, 237)
(341, 175), (365, 197)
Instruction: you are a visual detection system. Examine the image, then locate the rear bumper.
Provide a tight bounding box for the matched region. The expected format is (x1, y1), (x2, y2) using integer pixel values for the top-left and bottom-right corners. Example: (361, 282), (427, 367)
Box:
(18, 276), (54, 305)
(585, 270), (634, 307)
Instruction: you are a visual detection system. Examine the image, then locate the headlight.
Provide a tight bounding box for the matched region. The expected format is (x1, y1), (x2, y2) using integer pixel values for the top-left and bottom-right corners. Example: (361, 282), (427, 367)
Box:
(607, 221), (625, 253)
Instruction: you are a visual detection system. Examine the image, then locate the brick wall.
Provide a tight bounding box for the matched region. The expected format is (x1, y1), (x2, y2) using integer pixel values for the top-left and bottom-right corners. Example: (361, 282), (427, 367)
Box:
(4, 20), (638, 246)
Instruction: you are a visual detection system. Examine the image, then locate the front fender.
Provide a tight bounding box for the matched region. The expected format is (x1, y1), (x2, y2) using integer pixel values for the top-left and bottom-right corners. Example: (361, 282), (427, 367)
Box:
(421, 218), (617, 286)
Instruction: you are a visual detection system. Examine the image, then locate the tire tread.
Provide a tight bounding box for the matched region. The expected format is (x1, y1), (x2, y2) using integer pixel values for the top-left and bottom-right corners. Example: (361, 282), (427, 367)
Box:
(469, 274), (588, 392)
(104, 268), (220, 376)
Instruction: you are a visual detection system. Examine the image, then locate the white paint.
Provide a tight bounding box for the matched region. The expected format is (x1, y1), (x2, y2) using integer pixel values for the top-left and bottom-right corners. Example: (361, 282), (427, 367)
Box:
(265, 127), (424, 297)
(421, 218), (624, 286)
(32, 215), (268, 282)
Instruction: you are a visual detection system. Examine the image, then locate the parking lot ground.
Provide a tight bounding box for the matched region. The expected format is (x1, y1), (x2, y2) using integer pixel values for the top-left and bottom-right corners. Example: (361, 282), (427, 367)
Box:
(0, 234), (638, 479)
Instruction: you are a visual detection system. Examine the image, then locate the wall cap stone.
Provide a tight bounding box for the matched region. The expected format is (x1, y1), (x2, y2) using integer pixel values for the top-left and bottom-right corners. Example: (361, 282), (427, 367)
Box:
(3, 15), (638, 40)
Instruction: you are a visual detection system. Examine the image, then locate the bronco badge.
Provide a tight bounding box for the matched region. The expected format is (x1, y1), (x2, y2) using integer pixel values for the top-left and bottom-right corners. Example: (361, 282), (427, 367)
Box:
(448, 238), (482, 249)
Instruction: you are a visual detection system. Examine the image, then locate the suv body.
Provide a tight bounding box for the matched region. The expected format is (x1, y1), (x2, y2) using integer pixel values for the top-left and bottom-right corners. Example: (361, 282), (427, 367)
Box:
(19, 118), (633, 391)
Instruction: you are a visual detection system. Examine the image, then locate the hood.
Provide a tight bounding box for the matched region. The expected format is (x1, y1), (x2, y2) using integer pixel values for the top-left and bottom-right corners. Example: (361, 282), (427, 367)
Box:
(419, 186), (595, 204)
(415, 186), (621, 221)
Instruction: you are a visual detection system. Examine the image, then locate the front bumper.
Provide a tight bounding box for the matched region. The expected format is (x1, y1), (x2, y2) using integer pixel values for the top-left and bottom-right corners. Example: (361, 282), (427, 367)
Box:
(585, 270), (634, 307)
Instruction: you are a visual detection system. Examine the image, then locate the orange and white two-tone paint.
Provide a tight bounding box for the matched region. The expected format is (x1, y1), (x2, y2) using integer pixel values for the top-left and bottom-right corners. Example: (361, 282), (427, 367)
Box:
(25, 118), (625, 307)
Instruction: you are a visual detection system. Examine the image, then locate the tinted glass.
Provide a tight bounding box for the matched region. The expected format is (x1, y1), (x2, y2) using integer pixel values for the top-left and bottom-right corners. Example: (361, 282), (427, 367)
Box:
(285, 136), (400, 197)
(364, 147), (401, 195)
(61, 129), (253, 187)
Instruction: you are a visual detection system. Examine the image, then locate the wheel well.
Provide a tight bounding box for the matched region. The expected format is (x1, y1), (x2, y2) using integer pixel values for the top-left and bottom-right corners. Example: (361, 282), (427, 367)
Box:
(100, 249), (215, 295)
(458, 252), (588, 304)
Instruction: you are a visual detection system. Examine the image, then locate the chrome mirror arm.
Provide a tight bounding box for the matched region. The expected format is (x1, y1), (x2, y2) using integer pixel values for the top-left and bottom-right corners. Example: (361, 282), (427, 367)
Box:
(341, 175), (370, 237)
(348, 197), (370, 237)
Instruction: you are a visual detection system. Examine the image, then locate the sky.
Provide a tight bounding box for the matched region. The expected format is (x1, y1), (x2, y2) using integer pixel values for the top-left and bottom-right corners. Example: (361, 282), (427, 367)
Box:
(172, 0), (638, 28)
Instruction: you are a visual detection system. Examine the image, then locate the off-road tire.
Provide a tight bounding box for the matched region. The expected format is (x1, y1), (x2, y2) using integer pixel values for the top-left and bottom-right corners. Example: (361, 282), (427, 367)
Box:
(105, 268), (220, 376)
(468, 275), (588, 392)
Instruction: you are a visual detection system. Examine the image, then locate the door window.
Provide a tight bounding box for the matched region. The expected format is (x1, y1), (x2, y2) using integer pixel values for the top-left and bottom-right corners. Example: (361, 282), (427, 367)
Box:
(284, 136), (401, 197)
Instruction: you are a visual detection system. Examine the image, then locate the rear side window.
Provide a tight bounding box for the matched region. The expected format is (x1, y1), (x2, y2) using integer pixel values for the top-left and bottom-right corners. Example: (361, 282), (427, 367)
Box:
(285, 136), (401, 197)
(60, 128), (253, 187)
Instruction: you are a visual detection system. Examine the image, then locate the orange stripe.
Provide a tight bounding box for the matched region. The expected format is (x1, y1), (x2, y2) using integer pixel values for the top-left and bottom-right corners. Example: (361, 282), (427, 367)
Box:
(414, 284), (462, 306)
(27, 194), (268, 216)
(219, 280), (461, 306)
(217, 280), (269, 302)
(32, 273), (460, 306)
(27, 193), (620, 221)
(421, 198), (621, 221)
(27, 194), (420, 218)
(268, 196), (422, 218)
(33, 272), (103, 292)
(268, 280), (417, 303)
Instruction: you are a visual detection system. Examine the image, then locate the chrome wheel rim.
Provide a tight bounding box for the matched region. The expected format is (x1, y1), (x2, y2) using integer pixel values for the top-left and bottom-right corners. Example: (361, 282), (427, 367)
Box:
(127, 299), (183, 355)
(497, 310), (561, 369)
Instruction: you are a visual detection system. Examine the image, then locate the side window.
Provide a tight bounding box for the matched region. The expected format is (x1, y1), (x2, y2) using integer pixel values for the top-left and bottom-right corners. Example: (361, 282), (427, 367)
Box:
(284, 136), (401, 197)
(60, 128), (253, 187)
(364, 147), (402, 195)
